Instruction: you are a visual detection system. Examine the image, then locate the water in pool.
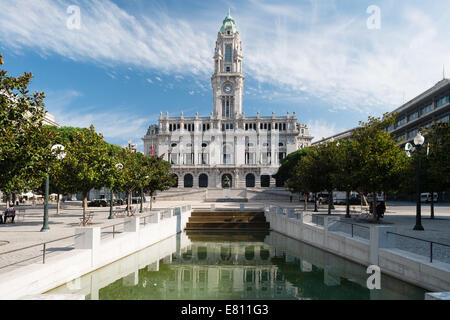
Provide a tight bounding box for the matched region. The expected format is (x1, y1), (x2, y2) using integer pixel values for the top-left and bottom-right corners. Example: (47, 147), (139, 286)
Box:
(47, 231), (426, 300)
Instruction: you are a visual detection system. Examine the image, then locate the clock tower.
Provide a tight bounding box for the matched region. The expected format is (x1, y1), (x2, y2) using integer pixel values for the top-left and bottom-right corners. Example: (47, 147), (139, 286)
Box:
(212, 10), (245, 119)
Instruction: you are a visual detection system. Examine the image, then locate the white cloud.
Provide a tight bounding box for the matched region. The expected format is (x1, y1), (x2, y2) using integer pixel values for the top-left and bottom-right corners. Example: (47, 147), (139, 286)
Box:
(1, 0), (449, 117)
(155, 77), (162, 82)
(0, 0), (213, 75)
(307, 119), (346, 143)
(146, 78), (153, 84)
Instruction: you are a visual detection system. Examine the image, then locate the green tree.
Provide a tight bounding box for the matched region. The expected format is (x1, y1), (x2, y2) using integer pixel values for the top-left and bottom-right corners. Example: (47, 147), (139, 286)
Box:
(273, 148), (312, 208)
(143, 156), (175, 210)
(0, 55), (56, 206)
(352, 113), (409, 221)
(61, 125), (110, 224)
(335, 139), (359, 216)
(287, 147), (325, 212)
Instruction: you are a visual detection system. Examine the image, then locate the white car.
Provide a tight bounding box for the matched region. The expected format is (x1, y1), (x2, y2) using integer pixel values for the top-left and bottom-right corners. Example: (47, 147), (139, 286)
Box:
(420, 193), (438, 203)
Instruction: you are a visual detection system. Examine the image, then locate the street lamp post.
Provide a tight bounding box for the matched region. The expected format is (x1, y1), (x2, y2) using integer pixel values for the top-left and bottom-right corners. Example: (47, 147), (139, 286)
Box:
(140, 176), (150, 213)
(109, 163), (124, 220)
(413, 132), (425, 231)
(41, 144), (66, 232)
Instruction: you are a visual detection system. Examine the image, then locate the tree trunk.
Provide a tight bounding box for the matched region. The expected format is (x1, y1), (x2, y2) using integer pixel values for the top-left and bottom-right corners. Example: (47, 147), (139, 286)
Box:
(126, 191), (130, 216)
(346, 190), (350, 217)
(5, 193), (10, 209)
(150, 192), (154, 210)
(82, 193), (88, 226)
(57, 194), (61, 215)
(431, 192), (435, 219)
(314, 193), (318, 212)
(328, 190), (332, 215)
(304, 193), (308, 211)
(372, 192), (378, 221)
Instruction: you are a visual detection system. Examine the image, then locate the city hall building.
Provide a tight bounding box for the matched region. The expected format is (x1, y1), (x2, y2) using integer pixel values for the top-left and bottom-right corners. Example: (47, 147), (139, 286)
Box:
(142, 12), (313, 189)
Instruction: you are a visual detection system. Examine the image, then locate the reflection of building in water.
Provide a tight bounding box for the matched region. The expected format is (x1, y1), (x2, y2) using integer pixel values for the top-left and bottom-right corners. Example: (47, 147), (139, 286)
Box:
(153, 242), (301, 299)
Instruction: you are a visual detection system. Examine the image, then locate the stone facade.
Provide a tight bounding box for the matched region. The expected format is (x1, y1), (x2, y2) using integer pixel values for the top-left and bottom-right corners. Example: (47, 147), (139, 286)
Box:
(142, 12), (313, 189)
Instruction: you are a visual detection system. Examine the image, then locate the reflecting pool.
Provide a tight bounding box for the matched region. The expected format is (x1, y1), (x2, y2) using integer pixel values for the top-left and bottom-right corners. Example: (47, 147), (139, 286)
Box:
(47, 231), (426, 300)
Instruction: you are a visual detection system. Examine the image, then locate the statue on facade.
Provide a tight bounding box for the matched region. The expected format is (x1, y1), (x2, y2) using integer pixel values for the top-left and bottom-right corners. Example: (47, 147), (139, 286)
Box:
(223, 175), (231, 188)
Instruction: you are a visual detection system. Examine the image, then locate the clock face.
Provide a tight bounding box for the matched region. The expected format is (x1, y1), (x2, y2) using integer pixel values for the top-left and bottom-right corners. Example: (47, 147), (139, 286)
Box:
(223, 84), (232, 94)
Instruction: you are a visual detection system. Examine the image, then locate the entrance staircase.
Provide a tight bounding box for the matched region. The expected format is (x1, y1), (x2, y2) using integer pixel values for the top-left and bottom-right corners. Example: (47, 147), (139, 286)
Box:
(185, 210), (270, 232)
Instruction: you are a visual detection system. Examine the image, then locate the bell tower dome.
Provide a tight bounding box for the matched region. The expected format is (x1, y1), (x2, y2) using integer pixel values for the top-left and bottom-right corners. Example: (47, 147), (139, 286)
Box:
(211, 9), (245, 119)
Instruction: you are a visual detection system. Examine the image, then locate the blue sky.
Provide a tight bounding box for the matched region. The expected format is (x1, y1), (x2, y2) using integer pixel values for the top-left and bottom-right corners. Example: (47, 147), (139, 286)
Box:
(1, 0), (449, 150)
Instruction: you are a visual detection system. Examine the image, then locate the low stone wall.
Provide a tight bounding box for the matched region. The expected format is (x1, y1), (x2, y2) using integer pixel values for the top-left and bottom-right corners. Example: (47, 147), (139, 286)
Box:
(0, 205), (192, 300)
(265, 207), (450, 292)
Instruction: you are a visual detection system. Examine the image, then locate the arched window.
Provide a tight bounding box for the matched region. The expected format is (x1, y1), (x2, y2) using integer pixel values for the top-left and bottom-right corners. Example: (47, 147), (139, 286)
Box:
(246, 174), (255, 188)
(199, 174), (208, 188)
(184, 174), (193, 188)
(261, 175), (270, 188)
(245, 246), (255, 261)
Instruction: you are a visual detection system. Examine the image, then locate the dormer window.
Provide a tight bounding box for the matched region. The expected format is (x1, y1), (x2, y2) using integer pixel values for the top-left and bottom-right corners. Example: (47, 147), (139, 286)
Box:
(227, 30), (231, 35)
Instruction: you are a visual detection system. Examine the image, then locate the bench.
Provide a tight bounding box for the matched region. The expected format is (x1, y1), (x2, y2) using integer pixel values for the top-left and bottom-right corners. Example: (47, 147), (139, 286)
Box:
(113, 208), (127, 218)
(79, 212), (94, 226)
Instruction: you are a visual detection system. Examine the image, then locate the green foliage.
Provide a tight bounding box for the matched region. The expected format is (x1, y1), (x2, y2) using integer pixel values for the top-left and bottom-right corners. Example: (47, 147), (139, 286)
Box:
(0, 59), (57, 195)
(143, 156), (175, 196)
(351, 113), (408, 195)
(424, 122), (450, 192)
(273, 147), (312, 186)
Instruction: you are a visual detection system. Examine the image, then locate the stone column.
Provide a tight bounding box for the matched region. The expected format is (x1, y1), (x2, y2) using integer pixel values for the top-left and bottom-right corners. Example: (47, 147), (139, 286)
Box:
(75, 227), (101, 267)
(369, 226), (396, 265)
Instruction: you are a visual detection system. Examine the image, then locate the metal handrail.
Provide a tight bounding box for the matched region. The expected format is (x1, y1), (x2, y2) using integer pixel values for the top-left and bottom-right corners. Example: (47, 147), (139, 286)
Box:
(331, 219), (370, 238)
(386, 231), (450, 263)
(0, 233), (82, 265)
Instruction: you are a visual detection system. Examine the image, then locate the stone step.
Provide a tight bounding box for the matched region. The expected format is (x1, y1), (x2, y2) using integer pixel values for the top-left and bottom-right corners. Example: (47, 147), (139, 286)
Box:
(191, 211), (265, 217)
(189, 216), (267, 223)
(186, 222), (270, 229)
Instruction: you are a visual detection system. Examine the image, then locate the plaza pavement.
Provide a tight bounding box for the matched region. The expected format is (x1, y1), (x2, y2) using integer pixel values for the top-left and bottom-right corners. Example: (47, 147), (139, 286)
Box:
(0, 199), (449, 275)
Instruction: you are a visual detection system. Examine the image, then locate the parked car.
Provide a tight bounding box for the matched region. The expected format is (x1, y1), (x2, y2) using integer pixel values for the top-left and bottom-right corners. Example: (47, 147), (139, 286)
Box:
(421, 193), (438, 203)
(88, 199), (108, 207)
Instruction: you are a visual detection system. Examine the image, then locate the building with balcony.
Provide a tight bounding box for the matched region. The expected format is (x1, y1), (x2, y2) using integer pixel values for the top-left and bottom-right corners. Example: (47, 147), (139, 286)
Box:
(313, 78), (450, 147)
(142, 11), (313, 189)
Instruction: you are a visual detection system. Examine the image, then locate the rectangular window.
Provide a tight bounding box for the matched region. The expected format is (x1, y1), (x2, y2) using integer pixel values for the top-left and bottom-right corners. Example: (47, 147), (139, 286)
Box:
(199, 153), (209, 165)
(421, 104), (433, 115)
(245, 152), (255, 165)
(436, 95), (450, 108)
(408, 112), (419, 122)
(184, 153), (193, 165)
(223, 154), (231, 164)
(225, 45), (232, 62)
(396, 117), (406, 127)
(437, 114), (449, 123)
(262, 153), (271, 165)
(169, 153), (178, 165)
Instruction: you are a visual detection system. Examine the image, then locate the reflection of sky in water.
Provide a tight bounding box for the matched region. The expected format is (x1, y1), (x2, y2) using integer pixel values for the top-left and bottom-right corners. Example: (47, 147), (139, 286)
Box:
(47, 231), (425, 300)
